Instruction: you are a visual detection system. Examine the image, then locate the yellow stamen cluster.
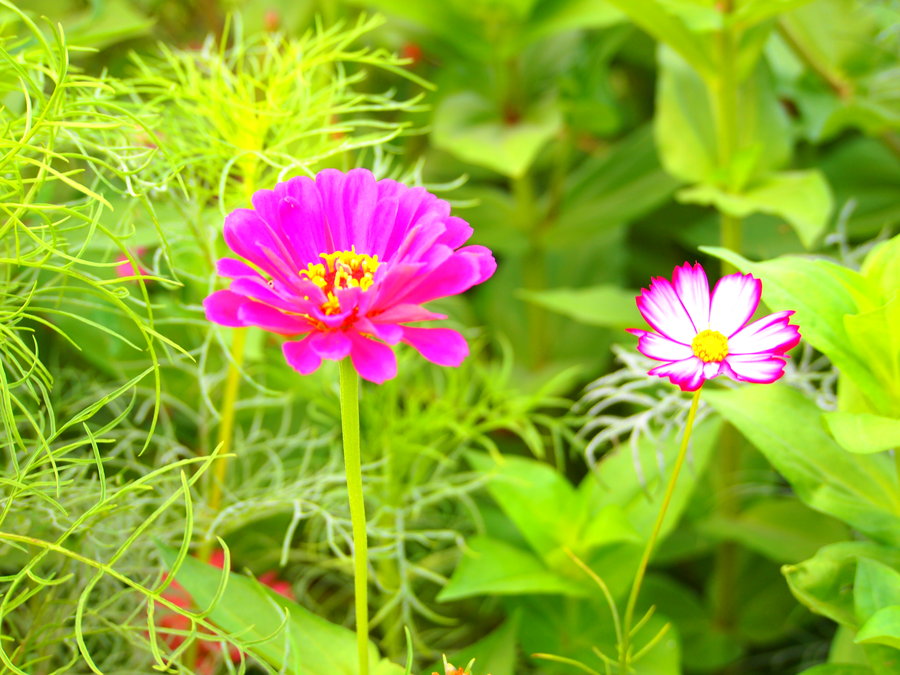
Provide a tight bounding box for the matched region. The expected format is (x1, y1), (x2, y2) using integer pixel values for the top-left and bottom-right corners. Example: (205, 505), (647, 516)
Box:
(299, 247), (380, 315)
(691, 329), (729, 363)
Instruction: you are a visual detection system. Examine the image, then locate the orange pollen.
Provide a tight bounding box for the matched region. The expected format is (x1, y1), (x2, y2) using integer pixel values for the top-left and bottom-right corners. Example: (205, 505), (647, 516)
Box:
(299, 247), (380, 316)
(691, 329), (729, 363)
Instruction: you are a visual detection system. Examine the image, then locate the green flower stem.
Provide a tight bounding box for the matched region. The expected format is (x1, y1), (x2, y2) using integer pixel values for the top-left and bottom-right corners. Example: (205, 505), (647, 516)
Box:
(205, 328), (248, 520)
(620, 388), (702, 674)
(339, 358), (369, 675)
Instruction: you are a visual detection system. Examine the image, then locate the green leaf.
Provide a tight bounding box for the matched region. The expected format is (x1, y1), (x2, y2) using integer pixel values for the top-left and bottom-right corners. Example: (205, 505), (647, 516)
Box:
(559, 125), (681, 234)
(856, 606), (900, 650)
(466, 452), (579, 556)
(427, 614), (520, 675)
(702, 248), (890, 414)
(799, 665), (874, 675)
(522, 0), (625, 44)
(862, 234), (900, 302)
(655, 46), (791, 187)
(437, 535), (587, 601)
(700, 497), (849, 564)
(158, 547), (400, 675)
(783, 542), (900, 629)
(432, 92), (563, 178)
(704, 385), (900, 545)
(844, 296), (900, 407)
(824, 412), (900, 454)
(602, 0), (715, 76)
(677, 170), (833, 248)
(516, 285), (640, 328)
(731, 0), (819, 27)
(855, 559), (900, 622)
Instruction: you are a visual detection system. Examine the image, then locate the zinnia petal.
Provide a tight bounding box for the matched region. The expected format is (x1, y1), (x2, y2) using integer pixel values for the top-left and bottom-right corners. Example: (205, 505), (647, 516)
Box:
(204, 290), (248, 327)
(349, 335), (397, 384)
(283, 337), (322, 375)
(309, 332), (353, 360)
(402, 327), (469, 367)
(709, 273), (761, 336)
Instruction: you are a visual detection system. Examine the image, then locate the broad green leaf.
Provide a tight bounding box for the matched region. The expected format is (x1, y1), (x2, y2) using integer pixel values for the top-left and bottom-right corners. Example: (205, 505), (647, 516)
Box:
(557, 125), (680, 240)
(856, 606), (900, 650)
(516, 285), (640, 328)
(655, 46), (791, 187)
(432, 92), (562, 178)
(855, 559), (900, 623)
(700, 497), (849, 564)
(678, 170), (833, 248)
(824, 412), (900, 454)
(466, 452), (579, 556)
(642, 575), (742, 671)
(704, 385), (900, 545)
(522, 0), (625, 44)
(602, 0), (715, 76)
(578, 503), (643, 550)
(159, 548), (400, 675)
(783, 542), (900, 629)
(732, 0), (819, 27)
(799, 665), (874, 675)
(844, 296), (900, 407)
(427, 614), (520, 675)
(862, 235), (900, 302)
(437, 535), (587, 601)
(703, 248), (890, 415)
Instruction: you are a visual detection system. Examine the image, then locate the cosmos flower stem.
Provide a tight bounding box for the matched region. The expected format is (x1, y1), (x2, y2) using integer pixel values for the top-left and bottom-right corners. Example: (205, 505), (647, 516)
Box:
(619, 388), (702, 674)
(339, 357), (370, 675)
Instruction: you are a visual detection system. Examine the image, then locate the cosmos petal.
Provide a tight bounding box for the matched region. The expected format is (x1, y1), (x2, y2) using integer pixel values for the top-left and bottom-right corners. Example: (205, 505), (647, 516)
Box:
(204, 290), (248, 327)
(709, 273), (761, 336)
(671, 262), (710, 330)
(721, 353), (787, 384)
(636, 278), (697, 344)
(728, 310), (800, 355)
(627, 329), (694, 361)
(647, 356), (707, 391)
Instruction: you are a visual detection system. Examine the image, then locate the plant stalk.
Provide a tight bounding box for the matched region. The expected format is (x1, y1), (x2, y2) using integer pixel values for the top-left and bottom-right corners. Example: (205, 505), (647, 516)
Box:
(619, 388), (702, 673)
(339, 358), (369, 675)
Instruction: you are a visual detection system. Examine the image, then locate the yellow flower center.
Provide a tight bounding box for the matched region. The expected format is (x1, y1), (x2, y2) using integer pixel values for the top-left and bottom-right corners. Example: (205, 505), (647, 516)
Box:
(691, 329), (729, 363)
(299, 247), (380, 315)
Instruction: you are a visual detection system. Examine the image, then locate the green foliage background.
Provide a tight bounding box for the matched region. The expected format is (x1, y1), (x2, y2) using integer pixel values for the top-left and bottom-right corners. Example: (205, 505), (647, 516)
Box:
(1, 0), (899, 674)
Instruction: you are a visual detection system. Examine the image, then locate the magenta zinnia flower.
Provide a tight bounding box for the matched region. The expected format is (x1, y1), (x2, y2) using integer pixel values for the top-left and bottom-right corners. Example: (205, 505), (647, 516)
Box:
(628, 262), (800, 391)
(203, 169), (496, 383)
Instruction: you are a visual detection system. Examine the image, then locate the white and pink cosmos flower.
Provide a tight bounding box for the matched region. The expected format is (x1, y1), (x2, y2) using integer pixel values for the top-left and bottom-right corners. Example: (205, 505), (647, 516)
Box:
(628, 262), (800, 391)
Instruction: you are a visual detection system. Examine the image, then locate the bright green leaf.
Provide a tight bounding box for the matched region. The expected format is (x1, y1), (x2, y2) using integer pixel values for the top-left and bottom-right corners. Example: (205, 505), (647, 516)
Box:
(856, 606), (900, 650)
(437, 535), (587, 601)
(432, 92), (562, 178)
(678, 170), (833, 248)
(516, 285), (640, 328)
(704, 384), (900, 545)
(855, 559), (900, 623)
(824, 411), (900, 454)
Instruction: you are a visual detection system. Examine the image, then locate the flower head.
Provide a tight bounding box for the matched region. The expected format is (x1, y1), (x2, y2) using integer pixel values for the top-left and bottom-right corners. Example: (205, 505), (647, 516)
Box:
(203, 169), (496, 383)
(628, 262), (800, 391)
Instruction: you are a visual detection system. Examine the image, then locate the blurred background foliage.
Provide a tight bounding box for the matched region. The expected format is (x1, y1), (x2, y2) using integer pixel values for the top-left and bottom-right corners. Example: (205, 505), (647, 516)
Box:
(1, 0), (899, 673)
